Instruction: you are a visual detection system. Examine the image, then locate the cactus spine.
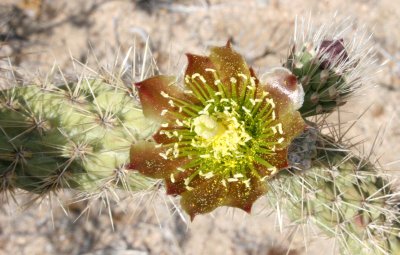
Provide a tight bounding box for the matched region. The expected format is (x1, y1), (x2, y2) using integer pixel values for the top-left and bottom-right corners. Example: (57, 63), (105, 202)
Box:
(0, 78), (157, 197)
(271, 133), (400, 254)
(276, 20), (400, 254)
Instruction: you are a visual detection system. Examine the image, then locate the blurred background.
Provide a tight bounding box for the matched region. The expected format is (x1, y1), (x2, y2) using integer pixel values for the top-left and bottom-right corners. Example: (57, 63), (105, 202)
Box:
(1, 0), (400, 254)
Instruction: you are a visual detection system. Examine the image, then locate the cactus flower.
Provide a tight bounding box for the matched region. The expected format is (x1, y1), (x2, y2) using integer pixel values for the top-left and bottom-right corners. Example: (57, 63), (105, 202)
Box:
(130, 42), (305, 219)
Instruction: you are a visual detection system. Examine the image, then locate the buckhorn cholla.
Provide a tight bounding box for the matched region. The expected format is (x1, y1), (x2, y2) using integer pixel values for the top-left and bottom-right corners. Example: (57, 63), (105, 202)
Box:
(129, 42), (305, 219)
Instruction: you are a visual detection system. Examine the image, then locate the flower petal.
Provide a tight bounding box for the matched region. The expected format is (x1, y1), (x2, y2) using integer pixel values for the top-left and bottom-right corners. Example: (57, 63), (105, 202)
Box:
(258, 67), (306, 149)
(129, 141), (189, 179)
(224, 177), (267, 213)
(259, 67), (305, 114)
(180, 177), (228, 220)
(152, 126), (187, 144)
(164, 168), (200, 196)
(209, 42), (251, 95)
(254, 148), (289, 177)
(185, 53), (216, 88)
(278, 110), (305, 148)
(134, 75), (188, 122)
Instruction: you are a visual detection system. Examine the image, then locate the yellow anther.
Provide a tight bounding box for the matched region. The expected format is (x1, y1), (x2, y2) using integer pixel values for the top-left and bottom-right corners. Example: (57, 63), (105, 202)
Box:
(176, 119), (184, 126)
(159, 153), (168, 160)
(161, 109), (168, 116)
(214, 79), (221, 85)
(238, 73), (248, 80)
(276, 123), (283, 134)
(160, 91), (169, 98)
(234, 173), (244, 178)
(221, 179), (227, 187)
(266, 98), (275, 108)
(243, 179), (250, 188)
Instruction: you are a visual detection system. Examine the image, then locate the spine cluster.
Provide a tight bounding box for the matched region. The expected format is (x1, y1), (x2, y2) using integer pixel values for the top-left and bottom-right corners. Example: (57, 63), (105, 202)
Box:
(0, 79), (155, 197)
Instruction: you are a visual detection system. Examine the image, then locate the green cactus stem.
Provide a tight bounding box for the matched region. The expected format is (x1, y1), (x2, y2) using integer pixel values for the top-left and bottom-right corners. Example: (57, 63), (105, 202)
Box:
(0, 79), (157, 197)
(270, 133), (400, 255)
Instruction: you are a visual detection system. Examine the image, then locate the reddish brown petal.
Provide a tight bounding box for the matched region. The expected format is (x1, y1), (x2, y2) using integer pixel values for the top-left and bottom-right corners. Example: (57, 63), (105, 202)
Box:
(152, 126), (188, 144)
(259, 67), (304, 116)
(180, 177), (228, 220)
(209, 43), (251, 95)
(224, 177), (267, 213)
(278, 110), (305, 148)
(254, 148), (289, 177)
(165, 172), (189, 196)
(129, 141), (189, 179)
(134, 75), (189, 122)
(152, 127), (173, 144)
(185, 54), (216, 89)
(261, 111), (305, 151)
(165, 169), (195, 196)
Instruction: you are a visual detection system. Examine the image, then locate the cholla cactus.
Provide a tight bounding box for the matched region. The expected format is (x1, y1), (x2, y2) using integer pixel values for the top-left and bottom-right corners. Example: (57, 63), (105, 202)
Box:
(285, 17), (377, 117)
(0, 49), (158, 202)
(0, 15), (399, 255)
(269, 19), (400, 255)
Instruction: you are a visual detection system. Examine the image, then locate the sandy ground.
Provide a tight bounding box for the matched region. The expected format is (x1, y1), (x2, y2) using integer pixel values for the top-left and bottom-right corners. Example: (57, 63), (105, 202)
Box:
(1, 0), (400, 254)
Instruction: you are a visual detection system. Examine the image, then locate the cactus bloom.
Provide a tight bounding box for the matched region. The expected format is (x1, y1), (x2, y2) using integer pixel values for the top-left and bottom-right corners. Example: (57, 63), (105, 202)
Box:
(130, 42), (305, 219)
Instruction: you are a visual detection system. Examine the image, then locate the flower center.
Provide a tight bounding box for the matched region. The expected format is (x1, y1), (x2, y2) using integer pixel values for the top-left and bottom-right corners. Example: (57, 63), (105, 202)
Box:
(193, 114), (224, 140)
(192, 112), (251, 160)
(157, 72), (290, 189)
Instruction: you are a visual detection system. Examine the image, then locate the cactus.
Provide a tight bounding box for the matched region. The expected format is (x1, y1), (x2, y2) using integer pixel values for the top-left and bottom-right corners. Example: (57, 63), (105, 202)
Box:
(268, 19), (400, 254)
(0, 15), (398, 255)
(285, 18), (376, 118)
(0, 77), (157, 197)
(270, 130), (400, 254)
